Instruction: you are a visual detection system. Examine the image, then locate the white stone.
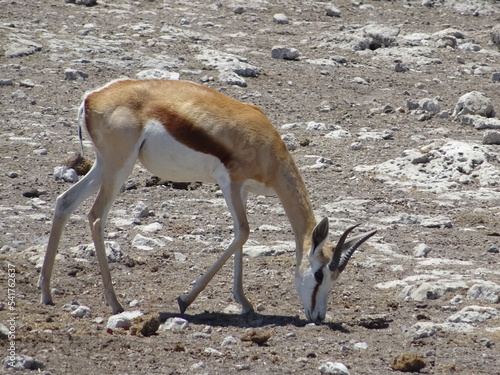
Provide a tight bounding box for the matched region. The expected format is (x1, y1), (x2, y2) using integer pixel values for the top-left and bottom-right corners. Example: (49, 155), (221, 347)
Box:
(174, 252), (187, 262)
(483, 131), (500, 145)
(281, 133), (297, 151)
(354, 342), (368, 350)
(3, 355), (44, 371)
(318, 361), (350, 375)
(222, 335), (238, 346)
(325, 4), (341, 17)
(273, 13), (289, 24)
(106, 310), (144, 329)
(409, 321), (474, 340)
(281, 123), (301, 130)
(132, 201), (149, 218)
(258, 224), (282, 232)
(70, 241), (124, 263)
(132, 234), (165, 250)
(136, 69), (180, 80)
(306, 121), (328, 131)
(466, 281), (500, 303)
(452, 91), (495, 119)
(355, 140), (500, 194)
(70, 305), (92, 318)
(195, 49), (260, 78)
(190, 362), (206, 370)
(352, 77), (368, 85)
(204, 347), (223, 356)
(161, 317), (189, 330)
(446, 305), (499, 323)
(271, 46), (300, 60)
(243, 242), (293, 258)
(420, 216), (452, 228)
(409, 322), (442, 340)
(399, 281), (468, 301)
(140, 222), (163, 233)
(219, 70), (247, 87)
(54, 166), (78, 183)
(375, 280), (408, 290)
(413, 243), (432, 258)
(325, 129), (351, 139)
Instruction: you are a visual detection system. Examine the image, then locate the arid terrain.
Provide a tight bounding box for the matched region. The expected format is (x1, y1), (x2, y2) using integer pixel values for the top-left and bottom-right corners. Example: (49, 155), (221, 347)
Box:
(1, 0), (500, 374)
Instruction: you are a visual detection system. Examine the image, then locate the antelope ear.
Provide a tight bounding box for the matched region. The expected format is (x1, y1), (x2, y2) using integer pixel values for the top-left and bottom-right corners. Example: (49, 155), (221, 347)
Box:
(309, 217), (329, 257)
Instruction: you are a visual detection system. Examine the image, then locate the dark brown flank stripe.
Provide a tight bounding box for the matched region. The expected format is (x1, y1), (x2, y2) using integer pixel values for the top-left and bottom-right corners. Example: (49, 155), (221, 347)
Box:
(148, 105), (233, 167)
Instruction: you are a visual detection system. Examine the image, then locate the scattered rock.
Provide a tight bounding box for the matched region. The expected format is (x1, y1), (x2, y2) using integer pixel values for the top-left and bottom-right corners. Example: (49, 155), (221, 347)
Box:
(466, 281), (500, 303)
(420, 216), (452, 228)
(4, 38), (42, 58)
(459, 114), (500, 129)
(318, 362), (350, 375)
(106, 311), (144, 330)
(391, 353), (426, 372)
(195, 49), (260, 79)
(219, 70), (247, 87)
(132, 234), (165, 250)
(70, 305), (92, 318)
(70, 241), (124, 263)
(446, 305), (499, 323)
(271, 46), (300, 60)
(65, 0), (98, 5)
(12, 89), (27, 100)
(273, 13), (289, 24)
(0, 79), (14, 86)
(64, 68), (89, 81)
(136, 69), (180, 80)
(399, 281), (468, 302)
(161, 317), (189, 331)
(132, 201), (150, 218)
(482, 131), (500, 145)
(413, 243), (432, 258)
(491, 24), (500, 46)
(2, 355), (45, 371)
(325, 4), (342, 17)
(363, 24), (400, 49)
(54, 166), (78, 183)
(452, 91), (495, 119)
(0, 323), (10, 340)
(222, 335), (238, 346)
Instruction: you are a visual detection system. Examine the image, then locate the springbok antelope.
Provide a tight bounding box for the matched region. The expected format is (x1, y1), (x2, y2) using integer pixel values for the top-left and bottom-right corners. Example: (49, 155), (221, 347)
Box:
(38, 79), (376, 322)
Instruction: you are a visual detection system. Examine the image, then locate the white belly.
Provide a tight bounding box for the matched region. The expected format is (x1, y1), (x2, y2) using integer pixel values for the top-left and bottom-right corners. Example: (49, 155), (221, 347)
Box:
(138, 120), (220, 183)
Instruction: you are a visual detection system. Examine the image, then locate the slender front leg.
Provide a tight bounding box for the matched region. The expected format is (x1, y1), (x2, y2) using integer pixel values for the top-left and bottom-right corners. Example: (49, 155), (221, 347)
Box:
(39, 161), (102, 305)
(232, 191), (254, 314)
(178, 182), (250, 313)
(233, 248), (254, 314)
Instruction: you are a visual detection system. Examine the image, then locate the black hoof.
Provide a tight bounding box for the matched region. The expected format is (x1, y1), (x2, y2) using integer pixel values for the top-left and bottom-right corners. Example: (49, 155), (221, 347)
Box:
(177, 296), (188, 314)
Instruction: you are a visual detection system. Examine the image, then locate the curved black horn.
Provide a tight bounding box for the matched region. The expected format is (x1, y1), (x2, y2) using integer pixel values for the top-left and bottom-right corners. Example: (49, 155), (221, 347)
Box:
(328, 224), (360, 271)
(337, 230), (377, 273)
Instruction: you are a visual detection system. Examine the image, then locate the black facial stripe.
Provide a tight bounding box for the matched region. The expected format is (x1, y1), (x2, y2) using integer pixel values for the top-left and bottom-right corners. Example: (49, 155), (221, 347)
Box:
(314, 269), (324, 284)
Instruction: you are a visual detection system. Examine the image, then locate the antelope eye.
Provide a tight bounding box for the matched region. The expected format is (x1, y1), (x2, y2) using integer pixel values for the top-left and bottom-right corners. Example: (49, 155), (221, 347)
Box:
(314, 269), (324, 284)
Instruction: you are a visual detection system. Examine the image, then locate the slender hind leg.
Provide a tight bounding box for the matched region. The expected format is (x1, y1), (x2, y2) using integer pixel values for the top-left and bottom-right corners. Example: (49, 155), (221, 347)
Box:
(178, 181), (250, 313)
(39, 160), (103, 305)
(232, 190), (254, 314)
(88, 157), (137, 314)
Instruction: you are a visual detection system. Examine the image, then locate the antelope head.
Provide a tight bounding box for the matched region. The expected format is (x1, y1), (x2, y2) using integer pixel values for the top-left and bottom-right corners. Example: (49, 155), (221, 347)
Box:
(295, 218), (376, 322)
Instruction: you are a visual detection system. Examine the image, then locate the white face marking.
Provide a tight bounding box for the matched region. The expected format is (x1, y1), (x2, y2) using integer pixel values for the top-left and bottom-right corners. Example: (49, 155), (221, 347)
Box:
(295, 265), (335, 322)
